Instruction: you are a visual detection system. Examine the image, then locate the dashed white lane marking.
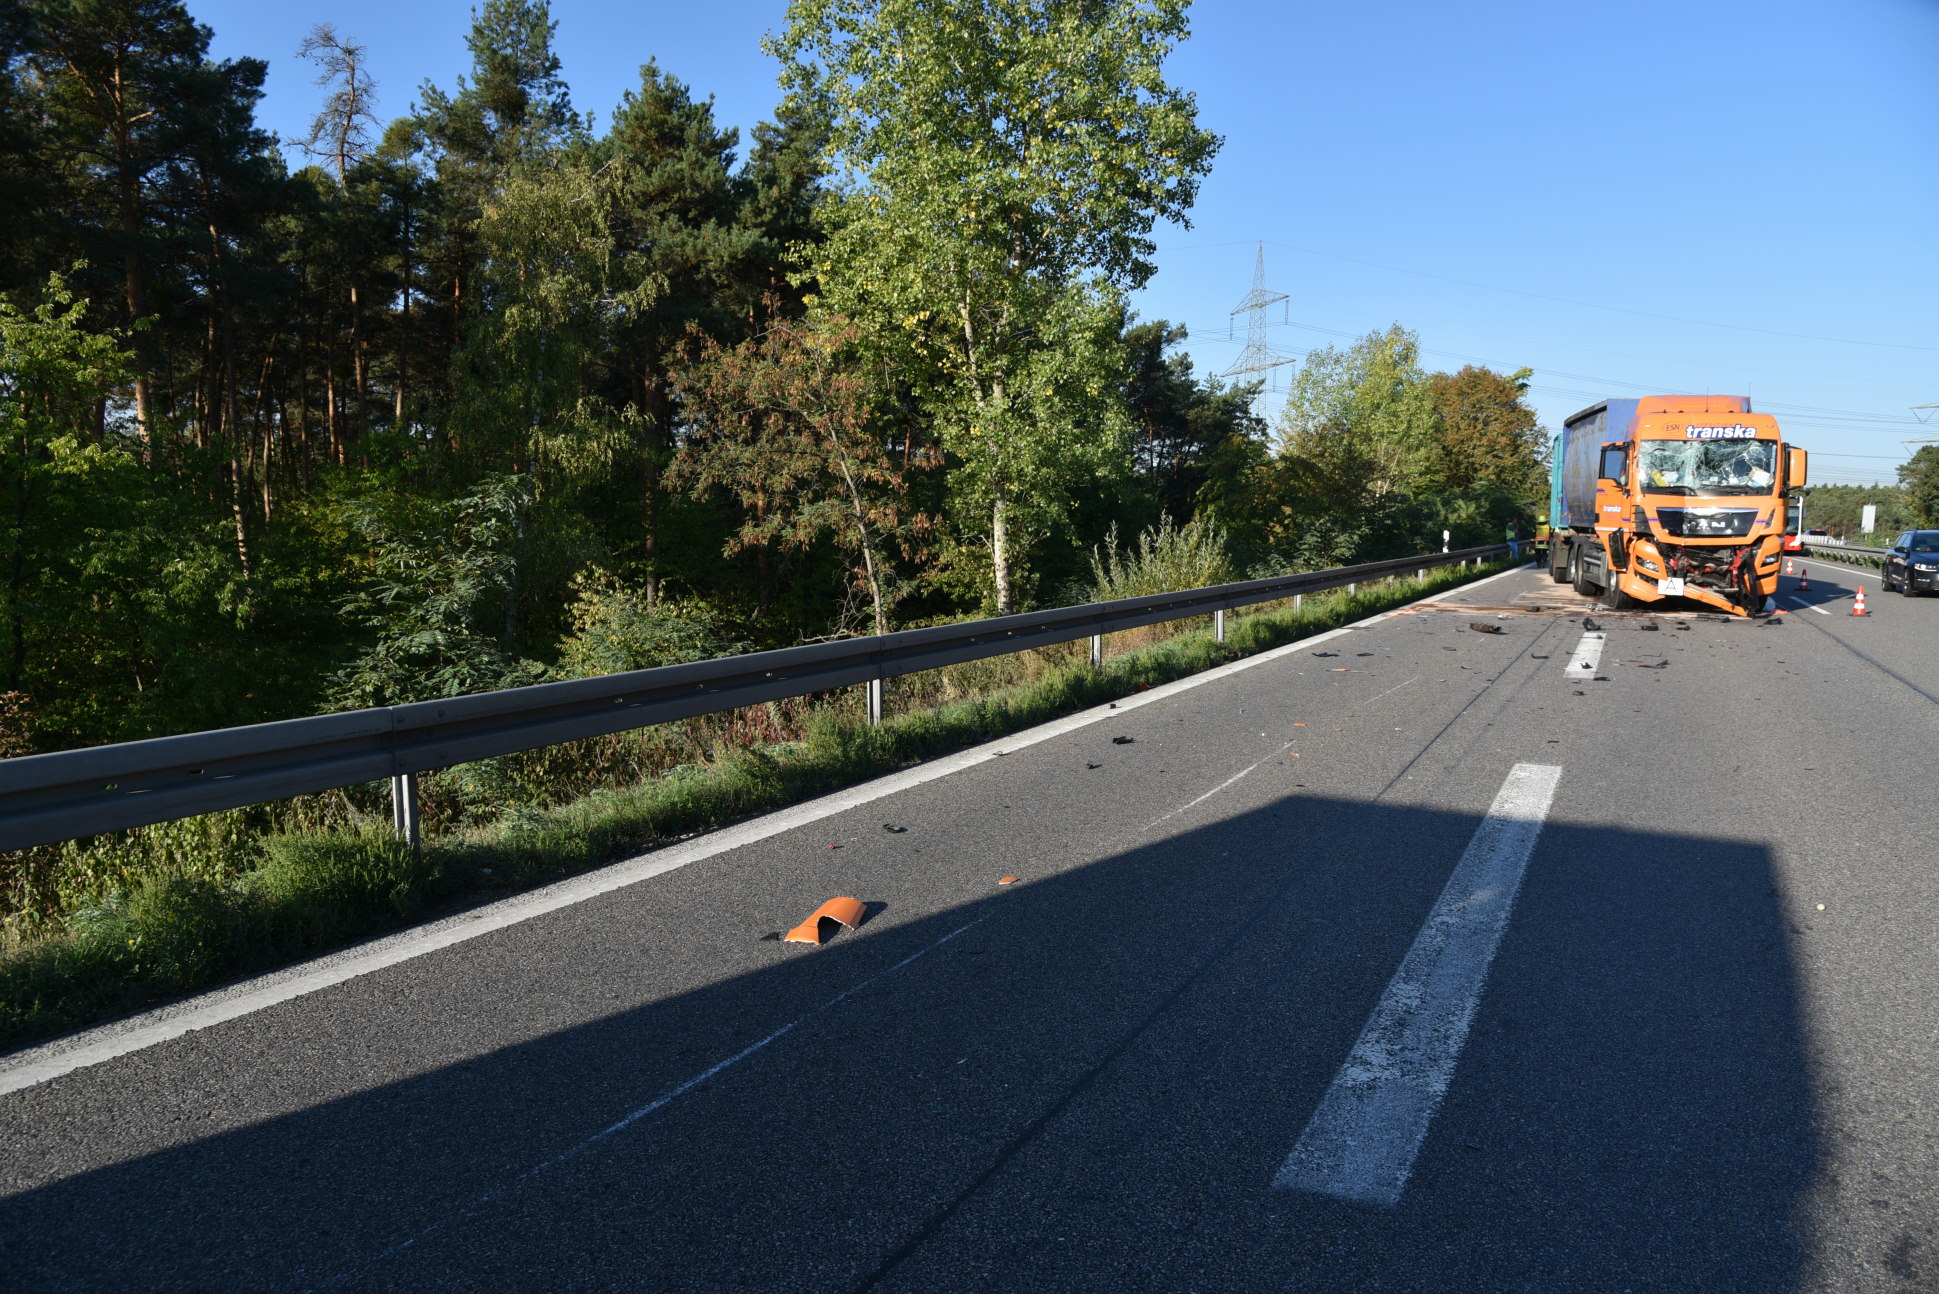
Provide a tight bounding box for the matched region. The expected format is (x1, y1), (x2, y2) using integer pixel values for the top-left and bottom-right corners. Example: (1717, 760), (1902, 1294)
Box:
(321, 918), (985, 1287)
(1143, 742), (1294, 831)
(1362, 675), (1421, 706)
(0, 561), (1539, 1098)
(1563, 631), (1606, 679)
(1787, 598), (1831, 616)
(1144, 668), (1425, 831)
(1274, 762), (1563, 1206)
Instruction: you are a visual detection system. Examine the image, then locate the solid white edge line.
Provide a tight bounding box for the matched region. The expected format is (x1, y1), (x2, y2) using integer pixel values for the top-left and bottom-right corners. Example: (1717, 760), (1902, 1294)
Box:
(0, 562), (1538, 1098)
(1795, 557), (1873, 584)
(1274, 762), (1563, 1206)
(1786, 597), (1832, 616)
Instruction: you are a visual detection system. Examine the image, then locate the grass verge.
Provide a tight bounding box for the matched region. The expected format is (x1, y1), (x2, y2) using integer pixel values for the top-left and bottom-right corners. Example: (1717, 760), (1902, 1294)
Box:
(0, 560), (1516, 1050)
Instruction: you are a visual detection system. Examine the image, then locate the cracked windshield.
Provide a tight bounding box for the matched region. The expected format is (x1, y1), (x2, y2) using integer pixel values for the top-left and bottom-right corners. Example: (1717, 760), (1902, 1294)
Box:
(1639, 440), (1777, 494)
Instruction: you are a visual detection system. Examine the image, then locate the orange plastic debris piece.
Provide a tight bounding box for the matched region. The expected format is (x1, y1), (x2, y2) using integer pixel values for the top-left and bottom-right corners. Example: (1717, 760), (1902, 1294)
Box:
(998, 876), (1020, 885)
(784, 896), (867, 945)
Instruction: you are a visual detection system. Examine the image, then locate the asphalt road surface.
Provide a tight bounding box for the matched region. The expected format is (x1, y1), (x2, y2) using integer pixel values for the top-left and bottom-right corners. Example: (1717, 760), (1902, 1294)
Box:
(4, 562), (1937, 1293)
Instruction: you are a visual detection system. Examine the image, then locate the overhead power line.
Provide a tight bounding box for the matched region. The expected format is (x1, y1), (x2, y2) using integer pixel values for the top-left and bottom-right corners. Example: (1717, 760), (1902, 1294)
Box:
(1160, 238), (1939, 354)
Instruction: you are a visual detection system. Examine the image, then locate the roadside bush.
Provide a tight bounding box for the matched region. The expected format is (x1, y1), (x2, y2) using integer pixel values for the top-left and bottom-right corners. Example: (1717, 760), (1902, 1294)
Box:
(1085, 515), (1233, 602)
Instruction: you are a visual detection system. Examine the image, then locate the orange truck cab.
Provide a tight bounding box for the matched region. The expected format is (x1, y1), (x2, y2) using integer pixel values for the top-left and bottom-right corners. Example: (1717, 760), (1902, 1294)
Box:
(1547, 395), (1807, 616)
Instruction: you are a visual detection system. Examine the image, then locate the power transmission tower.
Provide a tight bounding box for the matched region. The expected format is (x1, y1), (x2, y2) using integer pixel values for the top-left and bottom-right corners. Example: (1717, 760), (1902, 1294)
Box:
(1909, 401), (1939, 443)
(1903, 401), (1939, 457)
(1220, 242), (1295, 392)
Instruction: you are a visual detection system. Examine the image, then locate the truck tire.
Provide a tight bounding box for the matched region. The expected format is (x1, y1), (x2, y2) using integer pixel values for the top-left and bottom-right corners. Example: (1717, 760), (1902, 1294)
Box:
(1549, 539), (1570, 583)
(1571, 545), (1600, 597)
(1601, 581), (1635, 610)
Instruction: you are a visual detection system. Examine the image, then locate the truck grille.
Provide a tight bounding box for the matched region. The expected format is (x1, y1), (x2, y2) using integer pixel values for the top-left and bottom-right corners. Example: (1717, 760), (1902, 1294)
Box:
(1655, 508), (1758, 538)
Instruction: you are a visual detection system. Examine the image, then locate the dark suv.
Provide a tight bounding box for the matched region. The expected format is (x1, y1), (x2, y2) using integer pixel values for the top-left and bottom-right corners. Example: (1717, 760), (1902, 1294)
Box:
(1882, 531), (1939, 596)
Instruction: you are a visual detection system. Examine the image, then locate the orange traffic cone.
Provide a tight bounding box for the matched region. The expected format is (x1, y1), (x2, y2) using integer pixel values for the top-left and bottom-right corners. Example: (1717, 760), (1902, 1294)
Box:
(1784, 556), (1796, 576)
(1851, 584), (1870, 616)
(1797, 565), (1811, 591)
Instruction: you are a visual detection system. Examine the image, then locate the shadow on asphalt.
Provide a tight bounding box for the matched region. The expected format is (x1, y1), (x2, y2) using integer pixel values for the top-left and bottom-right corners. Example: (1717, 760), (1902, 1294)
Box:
(0, 792), (1818, 1292)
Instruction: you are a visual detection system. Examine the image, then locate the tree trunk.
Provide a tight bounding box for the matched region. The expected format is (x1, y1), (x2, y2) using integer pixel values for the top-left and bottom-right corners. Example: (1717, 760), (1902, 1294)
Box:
(7, 442), (27, 691)
(642, 466), (660, 607)
(325, 353), (340, 464)
(825, 424), (888, 636)
(992, 490), (1012, 614)
(221, 269), (251, 580)
(396, 196), (412, 427)
(122, 202), (151, 446)
(349, 282), (366, 437)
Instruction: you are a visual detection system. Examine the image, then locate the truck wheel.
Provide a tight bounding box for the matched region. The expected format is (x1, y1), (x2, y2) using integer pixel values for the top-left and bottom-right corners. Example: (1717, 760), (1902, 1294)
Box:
(1601, 581), (1635, 610)
(1571, 547), (1599, 597)
(1548, 541), (1570, 583)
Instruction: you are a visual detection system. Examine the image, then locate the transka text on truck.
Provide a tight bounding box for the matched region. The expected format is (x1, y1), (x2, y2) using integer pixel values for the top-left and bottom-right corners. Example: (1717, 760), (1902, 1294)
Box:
(1548, 394), (1807, 617)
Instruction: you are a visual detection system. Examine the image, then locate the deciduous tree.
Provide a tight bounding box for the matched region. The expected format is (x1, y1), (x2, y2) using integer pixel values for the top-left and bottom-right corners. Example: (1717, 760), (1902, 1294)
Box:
(1425, 363), (1545, 494)
(771, 0), (1219, 611)
(1900, 445), (1939, 527)
(671, 310), (935, 634)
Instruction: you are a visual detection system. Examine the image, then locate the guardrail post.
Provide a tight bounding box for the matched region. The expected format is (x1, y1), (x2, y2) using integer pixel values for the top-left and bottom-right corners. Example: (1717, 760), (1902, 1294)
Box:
(1348, 581), (1356, 595)
(866, 677), (884, 726)
(1213, 609), (1225, 643)
(1089, 633), (1103, 669)
(1418, 567), (1426, 580)
(390, 772), (420, 847)
(1294, 593), (1302, 611)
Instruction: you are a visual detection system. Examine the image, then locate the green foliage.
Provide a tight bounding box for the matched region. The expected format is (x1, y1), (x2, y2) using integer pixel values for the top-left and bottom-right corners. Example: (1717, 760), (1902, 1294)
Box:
(1278, 325), (1438, 495)
(1085, 514), (1232, 602)
(0, 273), (138, 718)
(554, 570), (738, 677)
(1425, 364), (1546, 495)
(670, 311), (935, 633)
(1269, 327), (1542, 567)
(328, 475), (547, 708)
(416, 0), (580, 175)
(1802, 483), (1917, 541)
(1898, 446), (1939, 527)
(772, 0), (1220, 610)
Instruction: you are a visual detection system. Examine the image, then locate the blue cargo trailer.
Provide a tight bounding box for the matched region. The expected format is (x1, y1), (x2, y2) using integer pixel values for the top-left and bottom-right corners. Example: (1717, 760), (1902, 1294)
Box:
(1550, 398), (1642, 531)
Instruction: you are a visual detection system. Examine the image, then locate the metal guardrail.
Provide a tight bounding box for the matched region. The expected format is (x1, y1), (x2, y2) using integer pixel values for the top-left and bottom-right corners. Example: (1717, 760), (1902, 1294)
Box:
(0, 543), (1514, 852)
(1802, 541), (1889, 560)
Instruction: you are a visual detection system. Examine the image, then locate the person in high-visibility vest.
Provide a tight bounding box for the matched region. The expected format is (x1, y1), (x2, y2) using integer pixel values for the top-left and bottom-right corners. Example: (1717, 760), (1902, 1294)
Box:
(1533, 511), (1552, 557)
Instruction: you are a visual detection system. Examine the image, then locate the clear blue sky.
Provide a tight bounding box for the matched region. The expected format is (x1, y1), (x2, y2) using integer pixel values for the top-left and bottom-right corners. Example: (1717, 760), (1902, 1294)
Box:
(191, 0), (1939, 487)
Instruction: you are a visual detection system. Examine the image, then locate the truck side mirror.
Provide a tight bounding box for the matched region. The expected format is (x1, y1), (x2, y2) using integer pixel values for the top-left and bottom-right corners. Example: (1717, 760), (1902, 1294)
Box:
(1785, 446), (1808, 489)
(1598, 443), (1628, 486)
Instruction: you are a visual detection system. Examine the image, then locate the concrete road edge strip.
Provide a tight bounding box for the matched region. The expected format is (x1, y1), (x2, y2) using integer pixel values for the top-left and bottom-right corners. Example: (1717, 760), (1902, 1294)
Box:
(0, 563), (1535, 1097)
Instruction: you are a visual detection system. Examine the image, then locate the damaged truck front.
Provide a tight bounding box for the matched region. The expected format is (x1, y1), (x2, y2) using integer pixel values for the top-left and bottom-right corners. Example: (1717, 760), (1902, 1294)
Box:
(1548, 395), (1807, 616)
